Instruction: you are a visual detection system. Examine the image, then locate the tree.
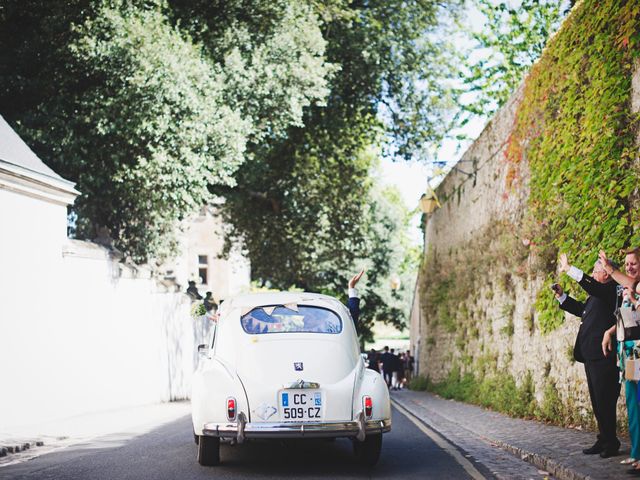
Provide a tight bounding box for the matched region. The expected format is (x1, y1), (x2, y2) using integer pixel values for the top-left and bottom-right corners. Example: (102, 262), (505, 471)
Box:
(0, 0), (334, 262)
(350, 185), (421, 342)
(221, 149), (418, 341)
(461, 0), (568, 117)
(1, 0), (455, 334)
(219, 0), (461, 333)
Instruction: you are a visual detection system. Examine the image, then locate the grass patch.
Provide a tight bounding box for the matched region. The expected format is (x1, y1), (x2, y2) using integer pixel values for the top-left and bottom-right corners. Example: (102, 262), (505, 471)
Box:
(423, 368), (573, 423)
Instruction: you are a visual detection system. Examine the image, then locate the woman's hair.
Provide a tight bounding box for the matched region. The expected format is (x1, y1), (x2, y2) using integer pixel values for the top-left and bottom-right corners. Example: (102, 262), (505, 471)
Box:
(624, 247), (640, 260)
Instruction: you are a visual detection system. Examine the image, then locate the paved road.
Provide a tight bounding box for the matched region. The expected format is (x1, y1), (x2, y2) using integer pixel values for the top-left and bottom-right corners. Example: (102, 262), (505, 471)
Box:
(0, 406), (486, 480)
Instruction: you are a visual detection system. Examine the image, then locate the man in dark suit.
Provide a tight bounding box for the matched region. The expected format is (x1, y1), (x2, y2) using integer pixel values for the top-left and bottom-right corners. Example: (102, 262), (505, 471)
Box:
(378, 346), (395, 387)
(367, 348), (380, 372)
(556, 254), (620, 458)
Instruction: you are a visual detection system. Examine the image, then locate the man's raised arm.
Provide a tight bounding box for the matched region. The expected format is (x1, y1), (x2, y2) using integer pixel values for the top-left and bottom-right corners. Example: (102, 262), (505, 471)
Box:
(347, 269), (364, 327)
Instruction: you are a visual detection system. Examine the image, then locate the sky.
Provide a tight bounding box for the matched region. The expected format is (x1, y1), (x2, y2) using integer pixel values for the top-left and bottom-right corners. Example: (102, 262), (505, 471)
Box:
(374, 1), (489, 245)
(378, 116), (488, 245)
(376, 0), (570, 245)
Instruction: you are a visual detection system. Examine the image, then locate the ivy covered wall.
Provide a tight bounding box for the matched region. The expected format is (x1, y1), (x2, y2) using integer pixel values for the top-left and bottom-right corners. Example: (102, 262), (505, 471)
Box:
(415, 0), (640, 427)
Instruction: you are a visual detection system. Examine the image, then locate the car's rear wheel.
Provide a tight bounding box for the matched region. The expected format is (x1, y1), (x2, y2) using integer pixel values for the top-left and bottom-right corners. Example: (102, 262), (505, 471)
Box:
(193, 428), (199, 445)
(197, 436), (220, 466)
(353, 433), (382, 466)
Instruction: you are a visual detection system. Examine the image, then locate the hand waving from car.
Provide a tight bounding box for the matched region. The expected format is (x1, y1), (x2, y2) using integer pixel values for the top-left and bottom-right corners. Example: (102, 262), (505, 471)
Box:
(349, 269), (365, 289)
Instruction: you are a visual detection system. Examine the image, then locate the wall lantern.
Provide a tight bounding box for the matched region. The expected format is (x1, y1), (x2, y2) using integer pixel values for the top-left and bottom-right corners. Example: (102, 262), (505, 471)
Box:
(390, 274), (401, 291)
(419, 188), (441, 214)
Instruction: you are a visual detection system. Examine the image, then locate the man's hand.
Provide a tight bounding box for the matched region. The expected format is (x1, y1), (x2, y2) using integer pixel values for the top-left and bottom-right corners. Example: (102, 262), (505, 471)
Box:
(552, 284), (564, 298)
(349, 269), (365, 289)
(559, 253), (570, 273)
(602, 330), (614, 357)
(598, 250), (615, 275)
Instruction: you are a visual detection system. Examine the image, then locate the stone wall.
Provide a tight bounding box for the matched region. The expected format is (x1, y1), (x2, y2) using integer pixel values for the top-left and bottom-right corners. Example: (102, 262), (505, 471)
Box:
(412, 61), (640, 425)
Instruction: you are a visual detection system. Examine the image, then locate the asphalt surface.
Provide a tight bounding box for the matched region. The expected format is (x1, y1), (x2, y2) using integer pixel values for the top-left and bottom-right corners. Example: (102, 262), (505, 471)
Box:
(0, 406), (482, 480)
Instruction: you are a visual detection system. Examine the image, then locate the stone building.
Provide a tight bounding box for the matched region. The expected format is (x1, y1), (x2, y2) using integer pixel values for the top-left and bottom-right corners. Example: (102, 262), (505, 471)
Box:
(163, 204), (251, 304)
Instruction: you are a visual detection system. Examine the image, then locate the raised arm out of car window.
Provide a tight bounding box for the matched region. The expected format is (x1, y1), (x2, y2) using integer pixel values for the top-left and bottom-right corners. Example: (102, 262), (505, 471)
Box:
(347, 270), (364, 330)
(347, 296), (360, 328)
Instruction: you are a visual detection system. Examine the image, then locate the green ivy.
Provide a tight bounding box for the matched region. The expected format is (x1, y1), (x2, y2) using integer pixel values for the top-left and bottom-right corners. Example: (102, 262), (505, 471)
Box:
(507, 0), (640, 332)
(418, 0), (640, 427)
(423, 1), (640, 335)
(420, 220), (529, 334)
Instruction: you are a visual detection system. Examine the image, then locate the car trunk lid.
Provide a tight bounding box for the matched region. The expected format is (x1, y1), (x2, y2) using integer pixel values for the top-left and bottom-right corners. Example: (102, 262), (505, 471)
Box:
(235, 336), (360, 423)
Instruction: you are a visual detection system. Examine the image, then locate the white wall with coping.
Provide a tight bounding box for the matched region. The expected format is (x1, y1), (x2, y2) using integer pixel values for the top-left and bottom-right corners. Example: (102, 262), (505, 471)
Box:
(0, 172), (202, 431)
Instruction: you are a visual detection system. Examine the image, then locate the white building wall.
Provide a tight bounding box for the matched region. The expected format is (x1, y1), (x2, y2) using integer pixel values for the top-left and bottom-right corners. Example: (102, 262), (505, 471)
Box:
(0, 188), (71, 428)
(0, 188), (200, 430)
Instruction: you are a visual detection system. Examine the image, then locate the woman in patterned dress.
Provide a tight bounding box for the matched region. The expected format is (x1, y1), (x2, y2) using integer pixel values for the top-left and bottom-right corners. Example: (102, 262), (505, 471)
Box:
(600, 248), (640, 474)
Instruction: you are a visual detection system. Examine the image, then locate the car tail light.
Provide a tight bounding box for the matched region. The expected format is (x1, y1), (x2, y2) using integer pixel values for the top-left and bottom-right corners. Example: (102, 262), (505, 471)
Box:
(363, 395), (373, 419)
(227, 397), (236, 421)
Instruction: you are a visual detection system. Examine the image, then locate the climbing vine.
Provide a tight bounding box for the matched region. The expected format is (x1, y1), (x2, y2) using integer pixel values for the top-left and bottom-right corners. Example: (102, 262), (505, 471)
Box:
(420, 219), (529, 335)
(507, 0), (640, 331)
(417, 0), (640, 427)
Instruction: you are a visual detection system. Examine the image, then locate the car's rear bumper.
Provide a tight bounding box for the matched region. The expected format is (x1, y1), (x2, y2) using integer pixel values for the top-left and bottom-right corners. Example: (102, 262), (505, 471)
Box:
(202, 413), (391, 441)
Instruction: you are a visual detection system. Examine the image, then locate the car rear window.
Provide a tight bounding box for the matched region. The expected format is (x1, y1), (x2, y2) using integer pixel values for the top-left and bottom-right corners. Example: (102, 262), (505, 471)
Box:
(241, 305), (342, 334)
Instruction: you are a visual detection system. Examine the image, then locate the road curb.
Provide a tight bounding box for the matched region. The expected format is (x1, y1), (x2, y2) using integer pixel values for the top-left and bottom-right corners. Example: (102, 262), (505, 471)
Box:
(482, 437), (585, 480)
(392, 394), (588, 480)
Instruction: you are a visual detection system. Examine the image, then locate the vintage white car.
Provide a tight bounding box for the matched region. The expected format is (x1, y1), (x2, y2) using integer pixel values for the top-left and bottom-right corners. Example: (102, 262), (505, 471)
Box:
(191, 291), (391, 466)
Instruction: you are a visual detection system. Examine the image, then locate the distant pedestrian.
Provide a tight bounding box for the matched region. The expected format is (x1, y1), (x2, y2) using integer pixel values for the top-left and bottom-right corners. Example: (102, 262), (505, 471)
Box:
(186, 280), (202, 300)
(404, 350), (415, 382)
(390, 348), (402, 390)
(379, 346), (394, 387)
(396, 353), (405, 390)
(367, 348), (379, 372)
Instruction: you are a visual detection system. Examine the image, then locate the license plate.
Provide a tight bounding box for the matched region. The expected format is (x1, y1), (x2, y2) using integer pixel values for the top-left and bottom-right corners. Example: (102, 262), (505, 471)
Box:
(280, 390), (323, 421)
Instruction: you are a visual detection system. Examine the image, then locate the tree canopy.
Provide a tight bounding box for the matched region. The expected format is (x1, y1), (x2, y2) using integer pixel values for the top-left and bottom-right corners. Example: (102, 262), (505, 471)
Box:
(1, 0), (462, 336)
(460, 0), (568, 117)
(0, 0), (333, 261)
(218, 0), (461, 336)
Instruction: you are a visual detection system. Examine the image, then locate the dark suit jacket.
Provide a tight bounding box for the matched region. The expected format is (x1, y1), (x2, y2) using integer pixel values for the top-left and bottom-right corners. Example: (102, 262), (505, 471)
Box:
(560, 275), (617, 362)
(347, 296), (360, 331)
(379, 352), (396, 372)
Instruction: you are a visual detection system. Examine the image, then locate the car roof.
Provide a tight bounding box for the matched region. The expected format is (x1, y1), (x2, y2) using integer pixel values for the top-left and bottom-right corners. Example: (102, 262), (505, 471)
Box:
(222, 291), (345, 313)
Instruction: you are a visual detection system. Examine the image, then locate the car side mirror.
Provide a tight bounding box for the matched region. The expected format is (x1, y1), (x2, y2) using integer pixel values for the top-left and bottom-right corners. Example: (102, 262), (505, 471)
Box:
(198, 344), (210, 356)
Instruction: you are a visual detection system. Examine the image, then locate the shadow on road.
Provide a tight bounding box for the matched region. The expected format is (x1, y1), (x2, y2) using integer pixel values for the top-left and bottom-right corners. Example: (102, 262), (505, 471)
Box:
(1, 407), (474, 480)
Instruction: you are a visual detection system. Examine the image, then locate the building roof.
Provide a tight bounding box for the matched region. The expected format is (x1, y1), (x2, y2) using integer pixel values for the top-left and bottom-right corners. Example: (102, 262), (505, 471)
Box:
(0, 115), (66, 181)
(0, 114), (79, 204)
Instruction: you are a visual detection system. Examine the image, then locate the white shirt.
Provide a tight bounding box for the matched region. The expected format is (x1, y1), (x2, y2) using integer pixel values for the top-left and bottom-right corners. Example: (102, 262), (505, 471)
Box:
(556, 266), (583, 305)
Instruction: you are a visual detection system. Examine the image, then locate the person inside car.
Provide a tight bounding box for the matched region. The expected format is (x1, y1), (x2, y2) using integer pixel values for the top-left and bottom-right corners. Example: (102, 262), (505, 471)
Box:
(347, 269), (365, 330)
